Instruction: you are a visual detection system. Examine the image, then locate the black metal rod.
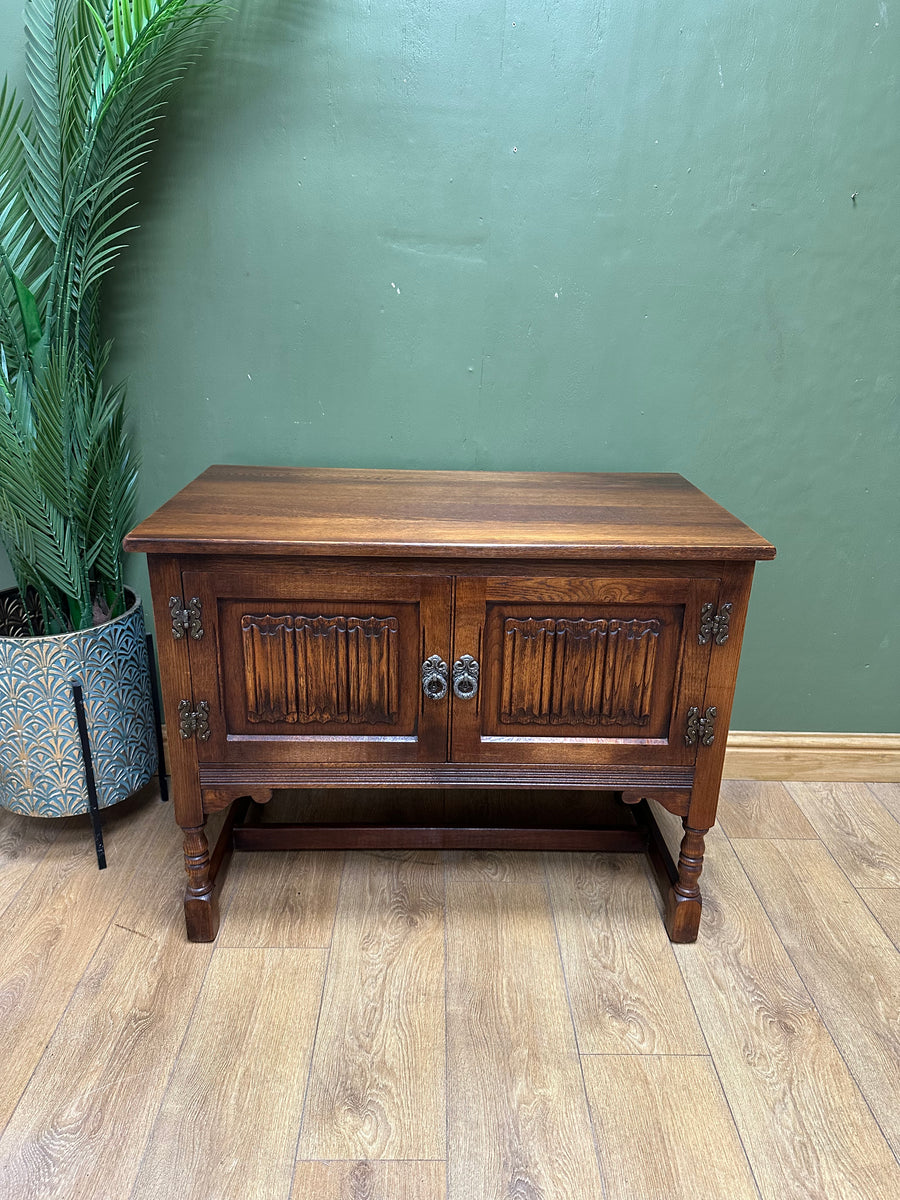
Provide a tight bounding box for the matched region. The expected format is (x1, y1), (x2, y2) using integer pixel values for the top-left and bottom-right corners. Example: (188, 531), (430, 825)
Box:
(145, 633), (169, 802)
(71, 682), (107, 870)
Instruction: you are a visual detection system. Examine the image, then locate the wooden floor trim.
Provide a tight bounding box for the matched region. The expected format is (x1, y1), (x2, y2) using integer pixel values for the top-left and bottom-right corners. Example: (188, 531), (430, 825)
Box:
(160, 728), (900, 786)
(723, 732), (900, 782)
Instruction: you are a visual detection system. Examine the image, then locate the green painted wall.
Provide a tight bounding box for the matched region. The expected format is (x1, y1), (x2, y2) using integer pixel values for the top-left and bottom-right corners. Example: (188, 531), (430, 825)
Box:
(2, 0), (898, 731)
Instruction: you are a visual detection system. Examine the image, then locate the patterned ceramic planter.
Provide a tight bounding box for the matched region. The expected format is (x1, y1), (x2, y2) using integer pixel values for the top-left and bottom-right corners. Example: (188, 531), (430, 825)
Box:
(0, 588), (158, 816)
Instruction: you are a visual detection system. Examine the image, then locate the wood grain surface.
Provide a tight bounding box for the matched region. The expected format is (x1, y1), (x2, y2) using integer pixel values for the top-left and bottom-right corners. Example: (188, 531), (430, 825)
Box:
(546, 851), (706, 1054)
(218, 848), (344, 948)
(735, 838), (900, 1156)
(124, 466), (775, 560)
(583, 1054), (759, 1200)
(673, 835), (900, 1199)
(860, 888), (900, 950)
(2, 779), (898, 1199)
(0, 808), (60, 919)
(0, 796), (162, 1129)
(297, 851), (445, 1160)
(868, 781), (900, 821)
(132, 948), (326, 1200)
(445, 851), (602, 1200)
(0, 812), (212, 1198)
(716, 779), (818, 840)
(291, 1160), (446, 1199)
(786, 782), (900, 887)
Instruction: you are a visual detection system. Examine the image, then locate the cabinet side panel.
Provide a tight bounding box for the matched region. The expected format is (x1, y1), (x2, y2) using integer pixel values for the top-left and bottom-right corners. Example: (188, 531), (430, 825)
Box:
(689, 562), (756, 830)
(146, 556), (202, 826)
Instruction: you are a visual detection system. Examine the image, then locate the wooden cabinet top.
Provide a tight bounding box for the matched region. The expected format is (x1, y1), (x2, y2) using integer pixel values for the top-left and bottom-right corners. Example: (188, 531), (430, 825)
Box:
(124, 465), (775, 561)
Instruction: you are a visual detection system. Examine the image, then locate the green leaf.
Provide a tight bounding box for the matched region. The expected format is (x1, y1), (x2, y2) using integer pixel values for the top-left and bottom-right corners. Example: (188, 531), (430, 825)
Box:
(22, 0), (67, 241)
(10, 269), (44, 352)
(83, 0), (117, 71)
(120, 0), (135, 49)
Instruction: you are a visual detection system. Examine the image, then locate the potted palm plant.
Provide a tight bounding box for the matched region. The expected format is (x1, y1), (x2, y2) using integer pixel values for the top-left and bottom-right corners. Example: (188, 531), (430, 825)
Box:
(0, 0), (222, 819)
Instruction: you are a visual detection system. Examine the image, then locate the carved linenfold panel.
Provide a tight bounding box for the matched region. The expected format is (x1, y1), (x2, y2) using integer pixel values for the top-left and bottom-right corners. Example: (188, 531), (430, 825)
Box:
(242, 615), (299, 722)
(500, 615), (661, 727)
(241, 614), (400, 725)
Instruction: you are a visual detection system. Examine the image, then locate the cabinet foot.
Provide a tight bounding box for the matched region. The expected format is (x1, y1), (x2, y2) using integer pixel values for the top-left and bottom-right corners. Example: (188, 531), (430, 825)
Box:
(664, 889), (702, 942)
(184, 892), (220, 942)
(183, 824), (220, 942)
(664, 822), (708, 943)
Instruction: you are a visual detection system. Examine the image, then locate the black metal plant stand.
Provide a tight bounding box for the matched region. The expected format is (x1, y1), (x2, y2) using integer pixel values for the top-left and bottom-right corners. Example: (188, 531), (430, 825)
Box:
(71, 681), (107, 870)
(69, 632), (169, 871)
(147, 634), (169, 805)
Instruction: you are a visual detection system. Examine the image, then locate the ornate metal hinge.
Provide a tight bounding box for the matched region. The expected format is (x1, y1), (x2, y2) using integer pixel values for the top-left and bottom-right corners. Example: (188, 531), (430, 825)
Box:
(170, 595), (204, 640)
(178, 699), (211, 741)
(685, 705), (717, 747)
(698, 602), (731, 646)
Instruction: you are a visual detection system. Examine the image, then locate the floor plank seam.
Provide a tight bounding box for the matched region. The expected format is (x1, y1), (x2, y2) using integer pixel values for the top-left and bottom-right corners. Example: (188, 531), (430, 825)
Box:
(673, 825), (786, 1200)
(857, 890), (900, 946)
(725, 833), (831, 841)
(540, 851), (611, 1200)
(865, 783), (900, 828)
(1, 807), (157, 1145)
(539, 851), (586, 1058)
(124, 899), (219, 1200)
(289, 853), (345, 1184)
(578, 1051), (713, 1058)
(683, 1017), (764, 1200)
(322, 850), (344, 949)
(300, 1157), (448, 1162)
(746, 819), (896, 909)
(658, 846), (714, 1060)
(727, 833), (900, 1173)
(441, 850), (451, 1200)
(702, 1051), (765, 1200)
(786, 783), (900, 890)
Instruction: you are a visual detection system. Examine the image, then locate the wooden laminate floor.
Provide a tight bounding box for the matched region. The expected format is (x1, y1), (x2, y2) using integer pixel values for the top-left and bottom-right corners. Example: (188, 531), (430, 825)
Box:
(1, 781), (900, 1200)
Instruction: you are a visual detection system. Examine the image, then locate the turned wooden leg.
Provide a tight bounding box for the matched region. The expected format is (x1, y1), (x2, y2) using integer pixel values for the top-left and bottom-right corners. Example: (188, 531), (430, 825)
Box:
(665, 821), (708, 943)
(183, 822), (220, 942)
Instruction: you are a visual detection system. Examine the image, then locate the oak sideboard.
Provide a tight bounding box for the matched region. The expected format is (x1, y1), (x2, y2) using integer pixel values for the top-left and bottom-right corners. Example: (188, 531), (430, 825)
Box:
(124, 466), (775, 942)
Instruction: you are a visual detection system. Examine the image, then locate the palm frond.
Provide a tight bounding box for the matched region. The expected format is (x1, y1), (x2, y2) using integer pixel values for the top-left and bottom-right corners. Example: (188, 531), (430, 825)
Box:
(84, 379), (138, 610)
(0, 0), (226, 630)
(0, 81), (28, 204)
(21, 0), (71, 242)
(1, 81), (53, 372)
(0, 377), (90, 624)
(52, 0), (223, 349)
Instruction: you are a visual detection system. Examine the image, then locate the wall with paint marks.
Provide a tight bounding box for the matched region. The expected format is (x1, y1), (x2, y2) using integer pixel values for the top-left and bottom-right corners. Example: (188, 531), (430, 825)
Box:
(1, 0), (897, 732)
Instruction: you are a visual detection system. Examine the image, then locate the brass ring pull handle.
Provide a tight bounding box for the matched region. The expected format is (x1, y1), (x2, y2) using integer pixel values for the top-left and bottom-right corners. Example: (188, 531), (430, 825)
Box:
(421, 655), (449, 700)
(452, 655), (479, 699)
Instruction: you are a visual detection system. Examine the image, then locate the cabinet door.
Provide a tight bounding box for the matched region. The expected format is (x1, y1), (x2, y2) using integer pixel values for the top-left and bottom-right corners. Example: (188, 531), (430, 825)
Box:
(450, 575), (716, 766)
(183, 567), (451, 764)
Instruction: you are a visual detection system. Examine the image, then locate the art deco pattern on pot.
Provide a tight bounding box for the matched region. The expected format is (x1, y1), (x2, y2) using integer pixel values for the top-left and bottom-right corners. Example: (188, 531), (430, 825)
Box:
(0, 592), (157, 816)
